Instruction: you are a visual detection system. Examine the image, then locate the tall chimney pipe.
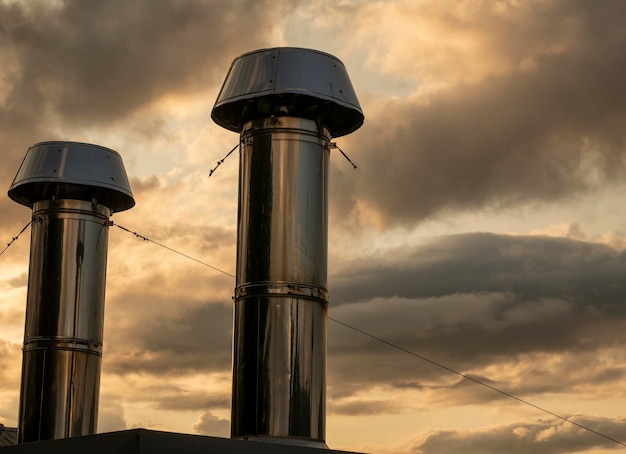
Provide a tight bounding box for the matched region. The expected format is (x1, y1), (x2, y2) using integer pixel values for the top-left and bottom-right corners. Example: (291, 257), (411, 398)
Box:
(8, 141), (134, 443)
(212, 47), (363, 448)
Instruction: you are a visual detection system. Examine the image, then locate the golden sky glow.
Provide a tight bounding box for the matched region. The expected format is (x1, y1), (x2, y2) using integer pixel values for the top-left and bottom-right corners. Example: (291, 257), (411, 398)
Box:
(2, 1), (626, 452)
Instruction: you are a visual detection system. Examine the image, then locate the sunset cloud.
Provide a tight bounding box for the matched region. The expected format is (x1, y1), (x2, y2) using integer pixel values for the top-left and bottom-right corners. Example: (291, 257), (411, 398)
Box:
(330, 0), (626, 227)
(409, 416), (626, 454)
(2, 1), (625, 452)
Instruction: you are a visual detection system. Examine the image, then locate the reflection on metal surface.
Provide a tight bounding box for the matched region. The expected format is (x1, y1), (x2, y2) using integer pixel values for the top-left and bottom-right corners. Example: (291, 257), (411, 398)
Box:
(231, 118), (329, 447)
(9, 141), (134, 443)
(213, 47), (363, 449)
(236, 118), (330, 287)
(9, 141), (134, 212)
(212, 47), (364, 137)
(19, 200), (108, 442)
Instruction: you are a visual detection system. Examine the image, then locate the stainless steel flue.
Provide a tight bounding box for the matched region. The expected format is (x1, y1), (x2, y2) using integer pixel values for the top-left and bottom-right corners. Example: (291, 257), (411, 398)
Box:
(212, 47), (363, 448)
(8, 141), (134, 443)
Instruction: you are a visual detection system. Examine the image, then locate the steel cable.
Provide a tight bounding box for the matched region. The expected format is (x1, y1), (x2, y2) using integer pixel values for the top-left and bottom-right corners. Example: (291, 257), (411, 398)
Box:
(0, 220), (32, 258)
(112, 222), (626, 449)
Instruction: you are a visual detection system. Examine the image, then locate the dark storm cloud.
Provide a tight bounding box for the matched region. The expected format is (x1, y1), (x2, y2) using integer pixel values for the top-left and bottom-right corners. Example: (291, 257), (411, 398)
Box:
(412, 416), (626, 454)
(338, 0), (626, 226)
(0, 0), (290, 217)
(331, 233), (626, 307)
(327, 233), (626, 401)
(0, 0), (280, 126)
(392, 358), (626, 408)
(105, 301), (232, 376)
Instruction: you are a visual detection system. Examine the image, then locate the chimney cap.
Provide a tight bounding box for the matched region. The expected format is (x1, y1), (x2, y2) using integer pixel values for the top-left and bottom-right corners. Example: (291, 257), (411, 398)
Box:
(211, 47), (364, 137)
(8, 141), (135, 212)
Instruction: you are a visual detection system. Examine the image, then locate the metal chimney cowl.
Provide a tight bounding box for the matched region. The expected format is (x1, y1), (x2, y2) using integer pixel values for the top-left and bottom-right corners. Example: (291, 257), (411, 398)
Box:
(8, 141), (134, 443)
(212, 47), (364, 448)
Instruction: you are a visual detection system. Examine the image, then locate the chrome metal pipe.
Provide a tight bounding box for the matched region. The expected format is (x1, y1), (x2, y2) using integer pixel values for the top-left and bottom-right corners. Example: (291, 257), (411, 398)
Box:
(9, 141), (134, 443)
(212, 47), (363, 448)
(232, 117), (329, 447)
(18, 200), (109, 442)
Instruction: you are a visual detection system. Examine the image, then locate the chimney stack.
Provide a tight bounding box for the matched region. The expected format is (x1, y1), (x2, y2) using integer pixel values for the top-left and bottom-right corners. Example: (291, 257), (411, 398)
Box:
(8, 141), (134, 443)
(212, 47), (363, 448)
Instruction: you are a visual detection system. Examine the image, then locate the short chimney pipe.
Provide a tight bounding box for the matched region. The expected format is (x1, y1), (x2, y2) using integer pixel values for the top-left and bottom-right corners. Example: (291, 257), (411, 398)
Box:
(8, 141), (134, 443)
(212, 47), (363, 448)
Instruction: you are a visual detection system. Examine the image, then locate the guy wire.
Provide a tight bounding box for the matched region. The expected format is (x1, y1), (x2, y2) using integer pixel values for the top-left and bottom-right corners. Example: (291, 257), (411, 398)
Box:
(108, 222), (626, 449)
(0, 220), (32, 258)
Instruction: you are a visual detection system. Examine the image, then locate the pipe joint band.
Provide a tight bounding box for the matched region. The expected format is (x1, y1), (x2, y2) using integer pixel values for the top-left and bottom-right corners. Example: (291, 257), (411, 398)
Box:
(23, 337), (103, 356)
(235, 282), (328, 305)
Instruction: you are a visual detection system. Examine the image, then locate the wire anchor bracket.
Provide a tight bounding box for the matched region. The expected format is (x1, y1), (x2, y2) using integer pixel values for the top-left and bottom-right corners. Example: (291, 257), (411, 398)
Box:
(329, 142), (358, 169)
(209, 142), (240, 177)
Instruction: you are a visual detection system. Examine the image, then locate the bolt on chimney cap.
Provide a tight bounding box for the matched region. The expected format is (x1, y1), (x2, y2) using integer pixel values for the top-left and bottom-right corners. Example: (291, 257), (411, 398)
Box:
(8, 141), (135, 213)
(212, 47), (364, 137)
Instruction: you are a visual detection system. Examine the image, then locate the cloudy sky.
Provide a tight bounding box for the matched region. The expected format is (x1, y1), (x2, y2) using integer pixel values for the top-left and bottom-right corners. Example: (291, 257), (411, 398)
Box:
(1, 0), (626, 452)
